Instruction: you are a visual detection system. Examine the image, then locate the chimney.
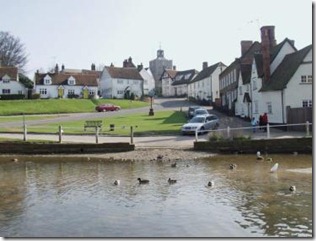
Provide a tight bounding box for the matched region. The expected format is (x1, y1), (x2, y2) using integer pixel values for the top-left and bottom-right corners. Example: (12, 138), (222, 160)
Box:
(289, 39), (295, 47)
(123, 59), (128, 67)
(241, 41), (253, 56)
(260, 26), (276, 83)
(91, 63), (96, 71)
(202, 62), (208, 70)
(61, 64), (65, 72)
(55, 64), (59, 73)
(137, 63), (143, 71)
(110, 63), (114, 67)
(173, 65), (176, 70)
(128, 56), (132, 63)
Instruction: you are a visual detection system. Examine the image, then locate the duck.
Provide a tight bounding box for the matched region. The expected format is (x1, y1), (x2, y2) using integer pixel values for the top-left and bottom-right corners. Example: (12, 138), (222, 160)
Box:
(113, 180), (120, 185)
(157, 154), (164, 160)
(171, 162), (177, 168)
(266, 157), (273, 162)
(289, 185), (296, 192)
(207, 181), (214, 187)
(137, 178), (149, 184)
(168, 178), (177, 184)
(229, 163), (237, 170)
(256, 151), (264, 160)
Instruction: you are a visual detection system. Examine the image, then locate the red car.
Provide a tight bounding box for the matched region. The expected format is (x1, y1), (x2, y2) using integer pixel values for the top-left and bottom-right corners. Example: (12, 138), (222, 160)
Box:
(95, 104), (121, 112)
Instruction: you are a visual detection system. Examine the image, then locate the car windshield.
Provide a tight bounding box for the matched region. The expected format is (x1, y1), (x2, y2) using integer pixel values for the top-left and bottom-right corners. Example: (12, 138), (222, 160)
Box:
(189, 116), (205, 123)
(195, 109), (207, 115)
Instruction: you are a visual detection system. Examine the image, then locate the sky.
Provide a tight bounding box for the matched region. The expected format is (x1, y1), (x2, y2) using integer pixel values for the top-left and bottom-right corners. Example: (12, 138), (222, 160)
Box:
(0, 0), (313, 78)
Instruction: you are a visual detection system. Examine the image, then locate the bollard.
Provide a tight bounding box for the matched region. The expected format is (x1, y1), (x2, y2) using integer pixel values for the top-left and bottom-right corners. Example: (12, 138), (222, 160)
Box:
(227, 126), (230, 139)
(267, 123), (270, 139)
(23, 124), (27, 141)
(95, 126), (99, 144)
(306, 121), (310, 136)
(58, 125), (63, 143)
(195, 129), (198, 142)
(130, 126), (134, 144)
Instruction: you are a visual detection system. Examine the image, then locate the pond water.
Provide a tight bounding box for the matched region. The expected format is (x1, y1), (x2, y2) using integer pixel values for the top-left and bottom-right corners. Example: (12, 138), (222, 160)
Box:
(0, 154), (312, 238)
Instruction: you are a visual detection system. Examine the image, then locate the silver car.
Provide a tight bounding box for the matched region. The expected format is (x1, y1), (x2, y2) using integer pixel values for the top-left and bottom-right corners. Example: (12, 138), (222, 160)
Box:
(181, 114), (219, 135)
(193, 108), (209, 117)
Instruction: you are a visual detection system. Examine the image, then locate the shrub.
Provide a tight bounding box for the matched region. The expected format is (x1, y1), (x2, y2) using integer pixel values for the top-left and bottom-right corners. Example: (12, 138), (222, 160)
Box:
(31, 93), (41, 99)
(0, 94), (25, 100)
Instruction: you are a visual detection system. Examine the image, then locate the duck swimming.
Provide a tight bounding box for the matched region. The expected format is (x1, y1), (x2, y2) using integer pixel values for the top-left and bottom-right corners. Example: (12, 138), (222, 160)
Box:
(289, 185), (296, 192)
(168, 178), (177, 184)
(113, 180), (120, 185)
(171, 162), (177, 168)
(229, 163), (237, 170)
(137, 178), (149, 184)
(208, 181), (214, 187)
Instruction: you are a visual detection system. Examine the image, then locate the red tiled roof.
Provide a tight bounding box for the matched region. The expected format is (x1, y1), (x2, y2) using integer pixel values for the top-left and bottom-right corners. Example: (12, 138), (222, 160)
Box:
(35, 72), (98, 86)
(106, 66), (143, 80)
(0, 66), (18, 80)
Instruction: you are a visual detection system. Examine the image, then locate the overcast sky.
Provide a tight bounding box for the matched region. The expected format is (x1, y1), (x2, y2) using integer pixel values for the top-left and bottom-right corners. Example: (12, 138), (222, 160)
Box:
(0, 0), (313, 78)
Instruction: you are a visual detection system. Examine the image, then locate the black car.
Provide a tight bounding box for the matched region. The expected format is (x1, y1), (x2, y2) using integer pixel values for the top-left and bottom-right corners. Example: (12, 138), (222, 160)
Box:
(187, 106), (203, 119)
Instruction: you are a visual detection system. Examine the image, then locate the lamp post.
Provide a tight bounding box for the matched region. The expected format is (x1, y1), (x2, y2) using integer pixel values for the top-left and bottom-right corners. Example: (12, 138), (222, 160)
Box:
(148, 90), (155, 116)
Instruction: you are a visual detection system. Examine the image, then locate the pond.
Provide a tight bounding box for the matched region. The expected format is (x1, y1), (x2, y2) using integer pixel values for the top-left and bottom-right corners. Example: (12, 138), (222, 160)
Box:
(0, 154), (312, 237)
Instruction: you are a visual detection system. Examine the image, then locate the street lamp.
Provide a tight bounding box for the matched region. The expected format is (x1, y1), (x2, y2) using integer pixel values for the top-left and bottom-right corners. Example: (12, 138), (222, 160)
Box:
(148, 90), (155, 116)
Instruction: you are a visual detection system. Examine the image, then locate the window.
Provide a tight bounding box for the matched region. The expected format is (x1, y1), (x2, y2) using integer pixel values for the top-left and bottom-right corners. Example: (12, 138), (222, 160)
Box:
(89, 90), (95, 96)
(69, 80), (75, 85)
(302, 100), (312, 107)
(246, 85), (249, 92)
(39, 88), (47, 95)
(117, 79), (123, 84)
(117, 90), (124, 95)
(44, 79), (51, 85)
(267, 102), (272, 114)
(308, 75), (312, 83)
(2, 89), (10, 94)
(2, 79), (10, 83)
(301, 76), (307, 83)
(68, 89), (75, 95)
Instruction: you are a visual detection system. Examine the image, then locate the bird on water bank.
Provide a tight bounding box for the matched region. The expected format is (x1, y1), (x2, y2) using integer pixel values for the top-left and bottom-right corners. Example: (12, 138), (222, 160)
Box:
(137, 178), (149, 184)
(168, 178), (177, 184)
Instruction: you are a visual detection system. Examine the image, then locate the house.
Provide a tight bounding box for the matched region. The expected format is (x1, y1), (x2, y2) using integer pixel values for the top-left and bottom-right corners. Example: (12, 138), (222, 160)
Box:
(188, 62), (226, 103)
(160, 68), (177, 97)
(0, 66), (27, 97)
(34, 64), (99, 99)
(99, 63), (143, 99)
(172, 69), (199, 97)
(219, 40), (261, 115)
(258, 44), (312, 124)
(137, 64), (155, 96)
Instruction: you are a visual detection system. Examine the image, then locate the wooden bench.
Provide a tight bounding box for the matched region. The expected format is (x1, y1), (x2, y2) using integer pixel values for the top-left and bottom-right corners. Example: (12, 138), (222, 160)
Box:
(84, 120), (103, 131)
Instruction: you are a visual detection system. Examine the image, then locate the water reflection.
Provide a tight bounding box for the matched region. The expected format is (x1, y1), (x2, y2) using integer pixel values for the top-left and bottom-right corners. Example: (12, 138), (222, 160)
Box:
(0, 154), (312, 237)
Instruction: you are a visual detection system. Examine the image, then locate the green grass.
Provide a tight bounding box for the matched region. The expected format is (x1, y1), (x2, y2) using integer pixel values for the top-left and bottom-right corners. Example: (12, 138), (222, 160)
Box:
(0, 115), (56, 123)
(0, 99), (149, 116)
(1, 110), (188, 136)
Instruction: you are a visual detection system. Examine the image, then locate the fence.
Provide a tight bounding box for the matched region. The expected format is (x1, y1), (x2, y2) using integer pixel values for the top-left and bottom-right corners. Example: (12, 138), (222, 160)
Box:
(195, 122), (312, 142)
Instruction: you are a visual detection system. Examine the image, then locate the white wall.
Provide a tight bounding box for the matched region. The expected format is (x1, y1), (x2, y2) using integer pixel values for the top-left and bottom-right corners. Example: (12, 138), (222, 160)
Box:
(139, 68), (155, 95)
(0, 81), (26, 95)
(99, 68), (113, 98)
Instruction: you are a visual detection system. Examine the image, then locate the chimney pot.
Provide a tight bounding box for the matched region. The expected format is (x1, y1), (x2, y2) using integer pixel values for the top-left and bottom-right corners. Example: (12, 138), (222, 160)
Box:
(203, 62), (208, 70)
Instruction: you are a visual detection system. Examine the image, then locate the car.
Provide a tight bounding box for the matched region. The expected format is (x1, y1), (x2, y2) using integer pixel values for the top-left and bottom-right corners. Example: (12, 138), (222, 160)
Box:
(187, 106), (201, 119)
(181, 114), (219, 135)
(95, 104), (121, 112)
(193, 108), (209, 117)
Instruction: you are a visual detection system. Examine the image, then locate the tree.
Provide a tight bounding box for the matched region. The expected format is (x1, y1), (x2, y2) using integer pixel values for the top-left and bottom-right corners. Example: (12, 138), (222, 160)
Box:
(0, 31), (28, 72)
(19, 73), (33, 89)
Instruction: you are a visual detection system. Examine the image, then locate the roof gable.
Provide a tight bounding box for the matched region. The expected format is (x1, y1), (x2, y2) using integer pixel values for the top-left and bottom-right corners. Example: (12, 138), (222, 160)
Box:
(260, 44), (312, 91)
(191, 62), (226, 83)
(172, 69), (199, 86)
(0, 66), (18, 80)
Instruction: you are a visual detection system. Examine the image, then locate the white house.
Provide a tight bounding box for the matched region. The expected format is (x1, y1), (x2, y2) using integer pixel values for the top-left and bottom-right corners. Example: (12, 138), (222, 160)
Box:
(259, 44), (312, 124)
(188, 62), (226, 102)
(138, 66), (155, 96)
(34, 65), (99, 99)
(160, 68), (177, 97)
(171, 69), (198, 97)
(99, 65), (143, 99)
(0, 66), (26, 97)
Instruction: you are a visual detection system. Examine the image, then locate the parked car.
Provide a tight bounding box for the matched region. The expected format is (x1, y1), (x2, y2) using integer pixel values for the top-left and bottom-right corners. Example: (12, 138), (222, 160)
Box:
(95, 104), (121, 112)
(181, 114), (219, 135)
(193, 108), (209, 117)
(187, 106), (201, 119)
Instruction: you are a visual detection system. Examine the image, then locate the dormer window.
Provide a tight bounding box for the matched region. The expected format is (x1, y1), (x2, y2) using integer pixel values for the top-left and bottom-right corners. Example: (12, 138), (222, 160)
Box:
(2, 74), (10, 83)
(68, 76), (76, 85)
(44, 75), (52, 85)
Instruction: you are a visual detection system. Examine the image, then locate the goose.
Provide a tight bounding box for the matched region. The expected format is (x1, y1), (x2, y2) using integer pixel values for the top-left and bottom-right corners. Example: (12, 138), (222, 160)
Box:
(137, 178), (149, 184)
(113, 180), (120, 185)
(168, 178), (177, 184)
(171, 162), (177, 168)
(289, 186), (296, 192)
(207, 181), (214, 187)
(229, 163), (237, 170)
(270, 163), (279, 173)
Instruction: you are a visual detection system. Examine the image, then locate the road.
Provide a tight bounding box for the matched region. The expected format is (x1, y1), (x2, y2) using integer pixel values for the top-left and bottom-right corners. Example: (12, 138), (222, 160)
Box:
(0, 98), (308, 147)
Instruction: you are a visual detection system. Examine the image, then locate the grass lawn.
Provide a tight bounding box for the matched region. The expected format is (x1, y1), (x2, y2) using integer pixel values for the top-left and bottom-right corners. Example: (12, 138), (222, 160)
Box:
(2, 110), (188, 136)
(0, 99), (149, 116)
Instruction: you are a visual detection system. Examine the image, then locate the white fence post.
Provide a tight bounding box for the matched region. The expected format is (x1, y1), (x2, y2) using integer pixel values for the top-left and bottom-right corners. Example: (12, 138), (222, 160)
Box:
(306, 121), (310, 136)
(58, 125), (63, 143)
(267, 123), (270, 139)
(227, 126), (230, 139)
(195, 129), (198, 142)
(23, 124), (27, 141)
(95, 127), (99, 144)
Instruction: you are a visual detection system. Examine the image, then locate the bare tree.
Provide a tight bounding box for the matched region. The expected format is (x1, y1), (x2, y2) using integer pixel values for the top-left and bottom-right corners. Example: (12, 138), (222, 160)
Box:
(0, 31), (28, 72)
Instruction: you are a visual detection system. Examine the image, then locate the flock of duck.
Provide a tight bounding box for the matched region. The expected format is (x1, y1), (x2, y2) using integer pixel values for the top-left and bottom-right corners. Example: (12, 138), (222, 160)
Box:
(113, 152), (296, 192)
